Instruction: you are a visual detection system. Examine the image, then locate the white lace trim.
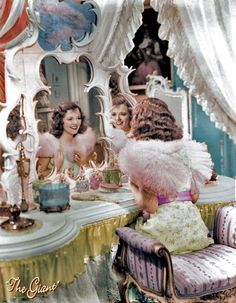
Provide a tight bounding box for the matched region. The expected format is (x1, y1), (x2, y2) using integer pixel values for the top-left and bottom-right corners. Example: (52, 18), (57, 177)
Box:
(151, 0), (236, 144)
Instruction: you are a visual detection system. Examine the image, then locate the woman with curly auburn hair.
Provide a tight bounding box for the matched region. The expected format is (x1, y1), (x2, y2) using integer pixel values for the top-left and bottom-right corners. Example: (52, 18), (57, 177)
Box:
(130, 97), (182, 141)
(118, 97), (214, 255)
(37, 101), (96, 178)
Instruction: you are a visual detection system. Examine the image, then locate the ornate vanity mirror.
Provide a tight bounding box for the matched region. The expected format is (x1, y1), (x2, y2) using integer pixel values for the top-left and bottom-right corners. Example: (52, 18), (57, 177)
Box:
(34, 56), (106, 179)
(0, 0), (143, 204)
(36, 56), (101, 135)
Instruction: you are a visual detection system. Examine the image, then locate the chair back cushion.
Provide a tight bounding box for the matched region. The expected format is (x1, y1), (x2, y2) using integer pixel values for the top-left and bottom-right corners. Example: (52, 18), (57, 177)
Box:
(116, 227), (165, 295)
(125, 245), (164, 294)
(214, 206), (236, 248)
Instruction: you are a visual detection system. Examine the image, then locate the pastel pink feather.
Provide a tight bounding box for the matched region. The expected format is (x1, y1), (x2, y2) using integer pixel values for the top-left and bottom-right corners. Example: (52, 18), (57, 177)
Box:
(118, 139), (212, 197)
(37, 127), (96, 162)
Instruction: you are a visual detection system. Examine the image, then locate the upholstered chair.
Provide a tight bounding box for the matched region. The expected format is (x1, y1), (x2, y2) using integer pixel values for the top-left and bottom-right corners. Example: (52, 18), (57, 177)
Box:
(115, 205), (236, 303)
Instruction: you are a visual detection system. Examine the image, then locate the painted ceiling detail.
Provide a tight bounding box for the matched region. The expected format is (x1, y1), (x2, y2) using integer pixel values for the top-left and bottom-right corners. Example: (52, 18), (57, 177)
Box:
(34, 0), (99, 51)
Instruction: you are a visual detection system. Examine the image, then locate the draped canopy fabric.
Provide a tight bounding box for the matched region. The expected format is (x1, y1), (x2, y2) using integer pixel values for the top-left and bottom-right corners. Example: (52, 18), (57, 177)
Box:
(90, 0), (144, 67)
(151, 0), (236, 144)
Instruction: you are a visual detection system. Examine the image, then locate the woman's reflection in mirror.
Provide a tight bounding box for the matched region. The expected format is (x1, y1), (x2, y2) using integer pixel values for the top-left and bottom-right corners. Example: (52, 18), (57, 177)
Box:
(6, 105), (23, 142)
(0, 105), (22, 201)
(34, 63), (52, 134)
(109, 94), (133, 159)
(111, 94), (132, 134)
(36, 101), (96, 178)
(35, 63), (51, 109)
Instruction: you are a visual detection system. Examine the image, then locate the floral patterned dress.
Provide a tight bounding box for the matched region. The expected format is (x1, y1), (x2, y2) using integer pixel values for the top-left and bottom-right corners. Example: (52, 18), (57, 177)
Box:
(118, 138), (214, 254)
(135, 201), (213, 254)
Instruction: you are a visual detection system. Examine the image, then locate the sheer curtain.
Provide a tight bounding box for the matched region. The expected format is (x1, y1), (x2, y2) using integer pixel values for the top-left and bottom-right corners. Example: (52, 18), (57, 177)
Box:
(151, 0), (236, 144)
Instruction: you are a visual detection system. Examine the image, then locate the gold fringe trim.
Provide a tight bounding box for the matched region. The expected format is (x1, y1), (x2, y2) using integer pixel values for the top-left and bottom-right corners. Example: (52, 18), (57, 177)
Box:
(197, 201), (234, 230)
(0, 211), (137, 302)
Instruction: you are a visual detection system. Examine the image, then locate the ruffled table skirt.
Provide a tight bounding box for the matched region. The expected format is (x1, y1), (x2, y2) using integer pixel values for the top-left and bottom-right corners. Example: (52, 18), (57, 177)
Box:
(5, 249), (121, 303)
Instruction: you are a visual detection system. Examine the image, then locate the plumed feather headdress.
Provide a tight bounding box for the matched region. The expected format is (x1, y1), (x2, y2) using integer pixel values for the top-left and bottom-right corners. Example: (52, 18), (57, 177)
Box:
(118, 139), (212, 198)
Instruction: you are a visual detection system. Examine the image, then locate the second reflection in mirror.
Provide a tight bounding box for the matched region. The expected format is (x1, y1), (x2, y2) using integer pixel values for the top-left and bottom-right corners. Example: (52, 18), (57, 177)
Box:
(37, 101), (96, 179)
(109, 94), (134, 156)
(111, 94), (132, 134)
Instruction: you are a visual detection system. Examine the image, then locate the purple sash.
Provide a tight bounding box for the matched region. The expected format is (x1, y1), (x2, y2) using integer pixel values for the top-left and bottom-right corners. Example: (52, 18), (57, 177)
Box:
(176, 190), (192, 201)
(158, 195), (170, 205)
(158, 190), (192, 205)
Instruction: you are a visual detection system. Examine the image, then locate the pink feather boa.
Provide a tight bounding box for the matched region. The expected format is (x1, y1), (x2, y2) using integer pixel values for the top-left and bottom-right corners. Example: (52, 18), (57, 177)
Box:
(118, 138), (213, 198)
(37, 127), (96, 162)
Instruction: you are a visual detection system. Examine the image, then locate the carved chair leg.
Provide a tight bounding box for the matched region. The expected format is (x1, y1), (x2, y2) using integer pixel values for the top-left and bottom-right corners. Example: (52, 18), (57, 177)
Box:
(125, 275), (138, 303)
(124, 274), (168, 303)
(121, 272), (236, 303)
(116, 273), (127, 303)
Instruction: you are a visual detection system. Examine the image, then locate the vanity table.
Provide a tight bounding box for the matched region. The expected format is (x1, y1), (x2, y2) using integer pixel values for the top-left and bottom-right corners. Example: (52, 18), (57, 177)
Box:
(0, 186), (137, 303)
(1, 176), (235, 302)
(0, 2), (235, 302)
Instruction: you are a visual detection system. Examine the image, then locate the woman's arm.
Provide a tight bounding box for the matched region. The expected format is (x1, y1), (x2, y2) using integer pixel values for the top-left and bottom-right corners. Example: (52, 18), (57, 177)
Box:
(37, 157), (52, 178)
(37, 150), (65, 178)
(129, 181), (157, 214)
(74, 150), (97, 168)
(191, 192), (199, 204)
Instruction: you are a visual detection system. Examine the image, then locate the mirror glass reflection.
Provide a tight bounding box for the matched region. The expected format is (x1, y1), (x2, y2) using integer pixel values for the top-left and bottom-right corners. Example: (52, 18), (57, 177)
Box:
(0, 106), (22, 176)
(110, 94), (132, 134)
(34, 56), (103, 179)
(0, 105), (24, 202)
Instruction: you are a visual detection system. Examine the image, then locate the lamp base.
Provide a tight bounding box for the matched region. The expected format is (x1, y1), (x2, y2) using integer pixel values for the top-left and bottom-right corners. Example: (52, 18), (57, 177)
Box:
(1, 217), (35, 231)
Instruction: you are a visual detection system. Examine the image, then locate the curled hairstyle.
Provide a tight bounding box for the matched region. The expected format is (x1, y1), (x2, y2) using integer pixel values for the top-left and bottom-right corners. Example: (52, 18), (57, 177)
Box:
(6, 105), (22, 140)
(131, 97), (183, 141)
(112, 94), (133, 124)
(50, 101), (87, 138)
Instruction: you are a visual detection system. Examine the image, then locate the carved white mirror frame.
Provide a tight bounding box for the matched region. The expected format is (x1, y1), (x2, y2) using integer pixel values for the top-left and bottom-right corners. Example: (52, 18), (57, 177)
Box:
(0, 0), (144, 204)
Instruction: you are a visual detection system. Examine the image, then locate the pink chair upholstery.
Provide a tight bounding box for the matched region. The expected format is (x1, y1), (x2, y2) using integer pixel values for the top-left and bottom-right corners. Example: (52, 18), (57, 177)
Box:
(116, 227), (166, 296)
(115, 206), (236, 302)
(214, 205), (236, 248)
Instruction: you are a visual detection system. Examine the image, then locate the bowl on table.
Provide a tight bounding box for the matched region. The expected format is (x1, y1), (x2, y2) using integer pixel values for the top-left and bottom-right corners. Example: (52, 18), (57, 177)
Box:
(100, 168), (122, 192)
(38, 183), (70, 212)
